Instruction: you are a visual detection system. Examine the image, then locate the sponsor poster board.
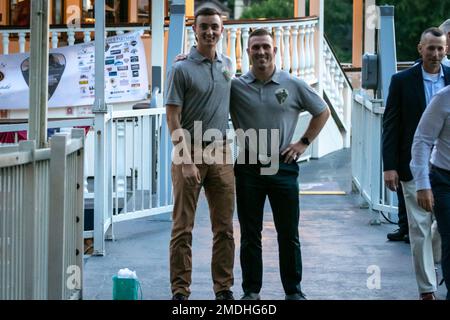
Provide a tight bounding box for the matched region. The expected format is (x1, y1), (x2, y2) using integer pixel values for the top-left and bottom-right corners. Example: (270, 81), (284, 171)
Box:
(0, 32), (148, 110)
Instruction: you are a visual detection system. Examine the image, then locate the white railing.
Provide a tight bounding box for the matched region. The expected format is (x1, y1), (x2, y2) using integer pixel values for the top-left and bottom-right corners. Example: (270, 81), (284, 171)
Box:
(185, 18), (319, 83)
(0, 129), (84, 299)
(0, 26), (147, 54)
(322, 38), (352, 147)
(351, 90), (398, 224)
(98, 107), (173, 227)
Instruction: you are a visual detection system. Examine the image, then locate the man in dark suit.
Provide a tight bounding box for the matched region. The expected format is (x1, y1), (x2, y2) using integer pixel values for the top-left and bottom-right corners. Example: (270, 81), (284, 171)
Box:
(382, 27), (450, 300)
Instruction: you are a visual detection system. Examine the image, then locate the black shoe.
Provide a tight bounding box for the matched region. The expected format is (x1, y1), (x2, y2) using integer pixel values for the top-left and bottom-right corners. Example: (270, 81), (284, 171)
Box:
(241, 292), (261, 300)
(387, 229), (407, 241)
(215, 290), (234, 300)
(285, 292), (307, 300)
(172, 293), (188, 300)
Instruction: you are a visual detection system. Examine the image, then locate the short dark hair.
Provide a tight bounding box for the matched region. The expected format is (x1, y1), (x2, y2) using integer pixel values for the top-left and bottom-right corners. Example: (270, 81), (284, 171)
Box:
(420, 27), (445, 42)
(194, 7), (222, 24)
(248, 28), (273, 42)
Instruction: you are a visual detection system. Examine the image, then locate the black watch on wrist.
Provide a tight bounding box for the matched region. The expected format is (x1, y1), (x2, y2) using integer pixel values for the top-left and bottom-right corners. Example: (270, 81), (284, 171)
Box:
(300, 136), (310, 146)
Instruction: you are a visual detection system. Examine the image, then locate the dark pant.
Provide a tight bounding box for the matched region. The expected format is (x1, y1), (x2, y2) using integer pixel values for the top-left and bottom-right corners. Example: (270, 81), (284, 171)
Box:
(234, 161), (302, 295)
(430, 166), (450, 300)
(397, 184), (409, 234)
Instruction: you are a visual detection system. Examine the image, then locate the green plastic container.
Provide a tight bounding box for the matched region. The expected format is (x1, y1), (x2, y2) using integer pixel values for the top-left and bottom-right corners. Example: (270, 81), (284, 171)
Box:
(112, 275), (141, 300)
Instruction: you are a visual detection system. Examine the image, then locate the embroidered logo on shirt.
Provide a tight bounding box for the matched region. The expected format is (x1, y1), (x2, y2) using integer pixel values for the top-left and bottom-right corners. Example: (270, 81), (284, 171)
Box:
(275, 88), (289, 104)
(222, 66), (232, 81)
(0, 71), (4, 82)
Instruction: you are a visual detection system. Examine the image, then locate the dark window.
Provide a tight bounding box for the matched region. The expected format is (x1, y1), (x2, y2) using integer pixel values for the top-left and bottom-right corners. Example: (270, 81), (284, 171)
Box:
(83, 0), (129, 24)
(10, 0), (30, 26)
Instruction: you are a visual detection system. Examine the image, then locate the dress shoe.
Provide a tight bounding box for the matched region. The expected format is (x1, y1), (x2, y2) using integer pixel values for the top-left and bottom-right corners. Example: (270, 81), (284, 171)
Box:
(241, 292), (261, 300)
(215, 290), (234, 300)
(285, 292), (307, 300)
(420, 292), (436, 300)
(172, 293), (188, 300)
(387, 229), (407, 241)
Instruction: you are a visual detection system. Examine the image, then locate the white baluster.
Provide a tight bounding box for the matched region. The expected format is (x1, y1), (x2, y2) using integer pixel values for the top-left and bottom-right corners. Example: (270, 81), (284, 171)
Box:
(84, 31), (91, 43)
(222, 28), (228, 56)
(282, 26), (291, 72)
(329, 58), (337, 105)
(51, 31), (59, 48)
(116, 122), (126, 198)
(230, 28), (237, 75)
(338, 73), (345, 111)
(68, 29), (76, 46)
(291, 26), (299, 77)
(241, 27), (250, 74)
(186, 28), (195, 53)
(325, 48), (333, 95)
(309, 23), (316, 81)
(322, 49), (329, 92)
(275, 27), (282, 70)
(334, 65), (342, 112)
(19, 32), (26, 53)
(299, 25), (306, 79)
(217, 33), (223, 55)
(2, 32), (9, 55)
(304, 25), (311, 81)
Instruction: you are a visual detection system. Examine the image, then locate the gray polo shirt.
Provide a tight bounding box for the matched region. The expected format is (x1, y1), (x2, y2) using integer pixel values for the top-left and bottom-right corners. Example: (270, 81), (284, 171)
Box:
(230, 69), (327, 153)
(164, 46), (233, 138)
(411, 85), (450, 190)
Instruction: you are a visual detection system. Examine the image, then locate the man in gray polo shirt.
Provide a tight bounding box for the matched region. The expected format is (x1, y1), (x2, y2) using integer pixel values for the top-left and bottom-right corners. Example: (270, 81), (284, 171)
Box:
(411, 85), (450, 300)
(164, 7), (235, 301)
(231, 28), (330, 300)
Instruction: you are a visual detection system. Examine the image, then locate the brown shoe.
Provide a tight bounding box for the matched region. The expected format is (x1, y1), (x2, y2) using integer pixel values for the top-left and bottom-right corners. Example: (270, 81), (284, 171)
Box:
(420, 292), (436, 300)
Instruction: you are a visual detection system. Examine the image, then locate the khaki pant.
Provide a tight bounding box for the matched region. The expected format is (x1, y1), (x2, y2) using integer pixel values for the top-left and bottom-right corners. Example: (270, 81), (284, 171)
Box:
(170, 154), (235, 297)
(401, 180), (441, 294)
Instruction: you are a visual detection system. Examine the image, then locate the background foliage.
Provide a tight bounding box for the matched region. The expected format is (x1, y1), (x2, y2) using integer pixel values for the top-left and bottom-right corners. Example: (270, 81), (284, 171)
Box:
(236, 0), (450, 63)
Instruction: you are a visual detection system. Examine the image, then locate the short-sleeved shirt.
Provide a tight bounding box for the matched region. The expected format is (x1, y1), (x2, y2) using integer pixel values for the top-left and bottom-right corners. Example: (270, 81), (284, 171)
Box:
(164, 46), (233, 138)
(230, 68), (327, 153)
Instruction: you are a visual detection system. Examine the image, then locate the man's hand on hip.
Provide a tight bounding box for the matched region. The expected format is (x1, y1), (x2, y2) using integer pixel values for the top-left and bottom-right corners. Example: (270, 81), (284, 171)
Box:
(281, 141), (307, 164)
(384, 170), (399, 191)
(417, 189), (434, 213)
(182, 163), (201, 186)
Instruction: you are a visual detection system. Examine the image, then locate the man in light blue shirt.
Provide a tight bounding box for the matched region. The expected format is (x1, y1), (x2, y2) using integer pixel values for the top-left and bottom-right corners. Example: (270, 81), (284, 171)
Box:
(440, 19), (450, 67)
(411, 85), (450, 300)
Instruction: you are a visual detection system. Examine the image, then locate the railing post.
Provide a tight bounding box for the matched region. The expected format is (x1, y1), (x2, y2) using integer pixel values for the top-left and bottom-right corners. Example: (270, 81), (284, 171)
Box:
(19, 32), (26, 53)
(2, 32), (9, 55)
(291, 25), (299, 76)
(48, 133), (68, 300)
(309, 23), (316, 80)
(304, 25), (311, 81)
(51, 31), (59, 48)
(229, 28), (237, 75)
(241, 27), (249, 74)
(93, 0), (108, 256)
(299, 25), (306, 79)
(282, 26), (291, 72)
(71, 128), (85, 299)
(274, 27), (282, 70)
(20, 141), (38, 299)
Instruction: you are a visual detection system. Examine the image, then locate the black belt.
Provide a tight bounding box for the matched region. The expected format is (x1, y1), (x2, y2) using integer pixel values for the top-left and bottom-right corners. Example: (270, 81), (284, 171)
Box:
(431, 164), (450, 175)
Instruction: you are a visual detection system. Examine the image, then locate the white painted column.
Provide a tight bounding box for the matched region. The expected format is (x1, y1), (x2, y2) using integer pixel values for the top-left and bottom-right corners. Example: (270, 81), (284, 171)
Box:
(299, 25), (306, 79)
(282, 26), (291, 72)
(291, 25), (299, 76)
(152, 0), (165, 95)
(2, 32), (9, 55)
(241, 27), (250, 74)
(275, 27), (282, 70)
